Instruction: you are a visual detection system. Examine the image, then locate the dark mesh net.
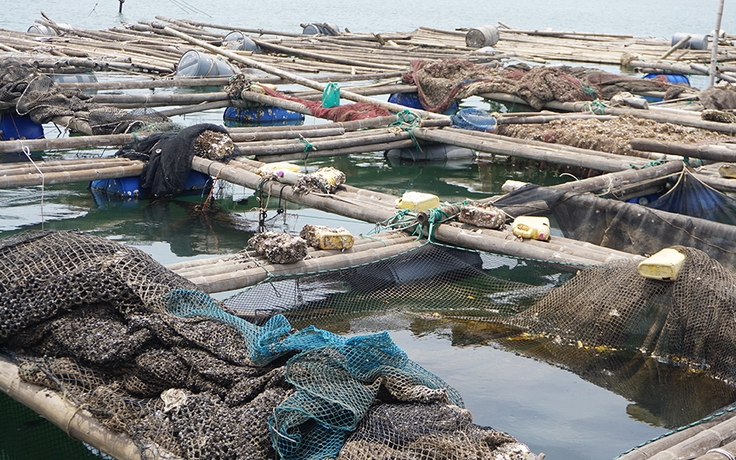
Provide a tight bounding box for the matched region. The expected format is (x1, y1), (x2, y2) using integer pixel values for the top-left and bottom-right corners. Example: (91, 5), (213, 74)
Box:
(505, 246), (736, 383)
(0, 230), (537, 460)
(0, 59), (172, 133)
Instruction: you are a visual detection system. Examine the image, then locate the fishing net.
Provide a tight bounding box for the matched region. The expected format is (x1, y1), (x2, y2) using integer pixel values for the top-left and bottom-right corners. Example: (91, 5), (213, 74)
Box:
(403, 59), (690, 112)
(224, 232), (736, 427)
(87, 106), (172, 135)
(0, 59), (92, 123)
(262, 85), (392, 122)
(227, 75), (391, 122)
(506, 246), (736, 384)
(0, 59), (171, 133)
(0, 230), (538, 460)
(116, 123), (238, 197)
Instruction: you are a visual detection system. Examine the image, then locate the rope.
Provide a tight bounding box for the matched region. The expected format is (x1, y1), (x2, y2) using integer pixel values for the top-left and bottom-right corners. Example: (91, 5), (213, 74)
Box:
(22, 145), (45, 229)
(298, 136), (314, 153)
(390, 109), (422, 149)
(583, 99), (609, 115)
(707, 449), (736, 460)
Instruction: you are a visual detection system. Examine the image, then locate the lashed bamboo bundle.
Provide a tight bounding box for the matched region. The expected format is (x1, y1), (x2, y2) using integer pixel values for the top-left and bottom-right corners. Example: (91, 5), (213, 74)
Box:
(169, 232), (423, 293)
(190, 155), (641, 268)
(0, 158), (145, 188)
(617, 409), (736, 460)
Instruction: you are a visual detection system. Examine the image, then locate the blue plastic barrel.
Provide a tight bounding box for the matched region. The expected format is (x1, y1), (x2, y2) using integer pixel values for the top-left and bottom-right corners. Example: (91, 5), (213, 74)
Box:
(223, 31), (262, 53)
(0, 112), (44, 141)
(302, 23), (340, 36)
(223, 106), (305, 126)
(450, 108), (497, 132)
(388, 92), (459, 114)
(89, 171), (212, 200)
(671, 33), (708, 51)
(176, 50), (236, 77)
(642, 73), (691, 86)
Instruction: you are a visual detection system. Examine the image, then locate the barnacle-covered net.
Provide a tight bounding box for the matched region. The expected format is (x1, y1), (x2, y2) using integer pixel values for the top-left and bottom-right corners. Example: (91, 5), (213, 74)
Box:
(0, 59), (173, 134)
(0, 230), (537, 460)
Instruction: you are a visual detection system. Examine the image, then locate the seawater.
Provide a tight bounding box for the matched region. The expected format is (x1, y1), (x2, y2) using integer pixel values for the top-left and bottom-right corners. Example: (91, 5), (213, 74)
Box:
(2, 2), (736, 459)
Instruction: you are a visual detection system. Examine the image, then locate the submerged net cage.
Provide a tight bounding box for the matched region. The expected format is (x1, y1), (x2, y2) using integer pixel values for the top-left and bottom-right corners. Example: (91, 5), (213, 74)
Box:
(0, 230), (539, 460)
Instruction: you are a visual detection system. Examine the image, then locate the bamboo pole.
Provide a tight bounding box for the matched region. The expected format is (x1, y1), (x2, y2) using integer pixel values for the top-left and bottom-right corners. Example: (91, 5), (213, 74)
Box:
(660, 35), (691, 60)
(234, 129), (411, 157)
(631, 139), (736, 163)
(617, 412), (736, 460)
(696, 439), (736, 459)
(645, 415), (736, 460)
(0, 355), (181, 460)
(90, 92), (231, 106)
(710, 0), (726, 87)
(0, 134), (137, 154)
(480, 92), (736, 135)
(0, 163), (145, 188)
(192, 157), (641, 266)
(413, 127), (650, 172)
(490, 161), (684, 199)
(159, 26), (446, 119)
(167, 232), (412, 272)
(229, 127), (346, 142)
(177, 238), (425, 293)
(255, 138), (416, 162)
(0, 158), (139, 176)
(252, 39), (406, 71)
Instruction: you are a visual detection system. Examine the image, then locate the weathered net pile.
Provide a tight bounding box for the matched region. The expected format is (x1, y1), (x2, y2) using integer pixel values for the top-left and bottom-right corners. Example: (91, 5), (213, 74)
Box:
(401, 59), (691, 112)
(495, 115), (734, 156)
(0, 230), (539, 460)
(0, 59), (171, 134)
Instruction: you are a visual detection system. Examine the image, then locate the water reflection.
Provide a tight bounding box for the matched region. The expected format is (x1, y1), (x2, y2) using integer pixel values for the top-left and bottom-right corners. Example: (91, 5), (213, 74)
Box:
(425, 318), (736, 429)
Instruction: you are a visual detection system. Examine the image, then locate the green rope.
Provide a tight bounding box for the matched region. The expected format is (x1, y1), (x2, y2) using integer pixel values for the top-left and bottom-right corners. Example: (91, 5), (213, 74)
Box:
(583, 100), (608, 115)
(632, 159), (668, 169)
(390, 109), (422, 149)
(683, 156), (704, 167)
(299, 138), (314, 153)
(424, 207), (451, 243)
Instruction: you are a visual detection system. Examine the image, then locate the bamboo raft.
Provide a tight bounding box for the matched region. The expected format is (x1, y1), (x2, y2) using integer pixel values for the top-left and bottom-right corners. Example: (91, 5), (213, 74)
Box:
(2, 14), (736, 460)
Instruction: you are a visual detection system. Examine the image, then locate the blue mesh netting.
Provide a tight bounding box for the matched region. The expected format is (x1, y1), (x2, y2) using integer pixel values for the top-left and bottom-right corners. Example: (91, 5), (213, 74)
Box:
(165, 288), (462, 460)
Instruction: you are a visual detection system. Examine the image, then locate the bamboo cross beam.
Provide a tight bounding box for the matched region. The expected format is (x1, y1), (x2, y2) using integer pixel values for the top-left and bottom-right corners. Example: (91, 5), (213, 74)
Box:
(160, 26), (447, 119)
(0, 133), (137, 154)
(631, 139), (736, 162)
(0, 162), (145, 188)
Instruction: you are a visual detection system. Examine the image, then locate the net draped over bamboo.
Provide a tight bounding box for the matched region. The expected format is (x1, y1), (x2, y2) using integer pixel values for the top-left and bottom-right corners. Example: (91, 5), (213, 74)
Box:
(0, 230), (537, 460)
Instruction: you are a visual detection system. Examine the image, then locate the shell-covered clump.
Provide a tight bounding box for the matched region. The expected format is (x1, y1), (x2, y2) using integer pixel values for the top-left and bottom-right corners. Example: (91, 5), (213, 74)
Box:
(702, 109), (736, 124)
(248, 231), (308, 264)
(194, 129), (236, 160)
(459, 202), (507, 229)
(293, 167), (346, 194)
